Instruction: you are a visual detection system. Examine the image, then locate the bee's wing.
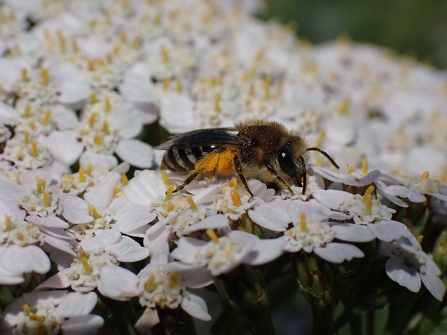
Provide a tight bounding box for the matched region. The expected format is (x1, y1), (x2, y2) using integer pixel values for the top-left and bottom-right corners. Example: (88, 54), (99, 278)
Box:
(155, 128), (247, 150)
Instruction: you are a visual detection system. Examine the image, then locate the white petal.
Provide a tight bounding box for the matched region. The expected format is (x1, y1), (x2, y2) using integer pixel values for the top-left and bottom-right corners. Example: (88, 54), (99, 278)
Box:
(384, 185), (426, 203)
(312, 189), (354, 210)
(159, 92), (199, 133)
(26, 215), (69, 228)
(108, 104), (142, 138)
(124, 170), (166, 205)
(59, 194), (93, 224)
(183, 214), (229, 233)
(368, 220), (411, 242)
(1, 245), (50, 276)
(287, 199), (331, 224)
(116, 139), (153, 168)
(80, 229), (121, 251)
(105, 236), (149, 262)
(314, 243), (364, 263)
(165, 263), (213, 288)
(43, 131), (83, 165)
(84, 171), (121, 208)
(181, 293), (211, 321)
(113, 204), (156, 233)
(58, 79), (91, 104)
(0, 180), (25, 201)
(343, 170), (381, 186)
(61, 315), (104, 335)
(51, 105), (79, 130)
(331, 223), (375, 242)
(56, 292), (97, 318)
(98, 265), (140, 301)
(135, 308), (160, 334)
(34, 269), (71, 290)
(242, 237), (286, 266)
(420, 263), (445, 301)
(385, 257), (421, 292)
(248, 204), (290, 232)
(80, 151), (118, 170)
(171, 237), (208, 263)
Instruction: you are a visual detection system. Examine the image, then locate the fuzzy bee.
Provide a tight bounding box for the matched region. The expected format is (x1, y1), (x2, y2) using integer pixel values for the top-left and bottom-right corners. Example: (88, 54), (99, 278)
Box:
(156, 119), (339, 196)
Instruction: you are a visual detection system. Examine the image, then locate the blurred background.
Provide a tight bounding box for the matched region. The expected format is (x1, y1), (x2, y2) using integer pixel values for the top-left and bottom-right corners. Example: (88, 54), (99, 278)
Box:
(259, 0), (447, 69)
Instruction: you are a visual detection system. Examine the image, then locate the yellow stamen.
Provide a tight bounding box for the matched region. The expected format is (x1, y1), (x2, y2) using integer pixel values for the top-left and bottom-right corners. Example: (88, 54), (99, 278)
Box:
(363, 185), (375, 199)
(104, 97), (111, 112)
(153, 13), (161, 25)
(37, 178), (46, 194)
(78, 168), (85, 183)
(113, 184), (121, 196)
(316, 131), (326, 149)
(57, 30), (66, 54)
(254, 49), (264, 62)
(23, 104), (31, 118)
(186, 196), (198, 211)
(91, 92), (98, 104)
(43, 189), (50, 207)
(43, 109), (52, 126)
(30, 140), (38, 157)
(364, 195), (372, 215)
(41, 69), (50, 86)
(24, 131), (30, 144)
(214, 92), (221, 112)
(300, 213), (307, 232)
(417, 235), (424, 244)
(132, 37), (139, 49)
(165, 185), (174, 201)
(29, 313), (44, 322)
(88, 113), (97, 127)
(5, 215), (12, 232)
(120, 173), (129, 185)
(87, 164), (93, 176)
(88, 204), (101, 219)
(263, 77), (271, 100)
(338, 97), (350, 116)
(94, 135), (103, 146)
(21, 68), (28, 81)
(13, 43), (21, 56)
(87, 59), (95, 71)
(362, 158), (368, 175)
(176, 78), (182, 93)
(231, 191), (242, 207)
(169, 272), (180, 289)
(79, 249), (92, 275)
(248, 83), (255, 97)
(103, 121), (109, 134)
(163, 77), (170, 90)
(72, 39), (79, 53)
(161, 170), (170, 186)
(160, 46), (169, 64)
(145, 274), (155, 292)
(23, 304), (32, 315)
(229, 177), (238, 190)
(422, 171), (429, 182)
(106, 54), (112, 64)
(206, 229), (220, 243)
(165, 201), (174, 212)
(346, 164), (356, 174)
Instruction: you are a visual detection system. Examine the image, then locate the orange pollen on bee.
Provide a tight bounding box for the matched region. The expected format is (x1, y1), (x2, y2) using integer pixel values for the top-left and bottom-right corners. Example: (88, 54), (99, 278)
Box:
(422, 171), (429, 182)
(206, 229), (220, 243)
(186, 196), (198, 211)
(300, 213), (307, 232)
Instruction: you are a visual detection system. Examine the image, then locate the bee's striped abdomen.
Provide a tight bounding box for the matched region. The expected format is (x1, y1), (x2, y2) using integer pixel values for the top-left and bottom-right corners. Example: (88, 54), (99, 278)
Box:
(161, 147), (212, 172)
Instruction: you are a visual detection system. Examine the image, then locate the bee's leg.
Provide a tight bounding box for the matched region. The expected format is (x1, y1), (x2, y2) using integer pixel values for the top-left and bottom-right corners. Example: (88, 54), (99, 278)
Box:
(233, 156), (253, 196)
(173, 170), (203, 192)
(265, 163), (294, 194)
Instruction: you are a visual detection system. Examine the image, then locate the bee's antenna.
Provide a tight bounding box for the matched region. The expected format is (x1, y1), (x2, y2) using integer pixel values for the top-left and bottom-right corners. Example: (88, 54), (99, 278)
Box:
(300, 156), (307, 195)
(306, 147), (340, 169)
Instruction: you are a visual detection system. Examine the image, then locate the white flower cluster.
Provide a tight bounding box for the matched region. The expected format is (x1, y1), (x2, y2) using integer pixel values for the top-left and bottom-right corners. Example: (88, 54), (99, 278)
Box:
(0, 0), (446, 333)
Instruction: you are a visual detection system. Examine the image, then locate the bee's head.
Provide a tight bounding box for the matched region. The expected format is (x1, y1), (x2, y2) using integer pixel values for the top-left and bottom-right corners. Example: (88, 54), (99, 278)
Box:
(276, 138), (308, 190)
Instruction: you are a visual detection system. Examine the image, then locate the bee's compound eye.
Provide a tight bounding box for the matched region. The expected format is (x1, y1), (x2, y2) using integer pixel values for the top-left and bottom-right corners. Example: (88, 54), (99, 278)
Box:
(278, 149), (296, 175)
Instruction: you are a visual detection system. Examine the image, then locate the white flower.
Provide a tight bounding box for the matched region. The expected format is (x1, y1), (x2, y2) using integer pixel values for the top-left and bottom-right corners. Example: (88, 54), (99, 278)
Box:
(171, 229), (285, 276)
(381, 236), (445, 301)
(0, 291), (103, 335)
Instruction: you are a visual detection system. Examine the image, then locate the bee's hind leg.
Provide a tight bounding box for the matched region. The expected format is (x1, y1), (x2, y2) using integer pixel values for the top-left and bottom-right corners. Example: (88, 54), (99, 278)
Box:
(173, 170), (202, 193)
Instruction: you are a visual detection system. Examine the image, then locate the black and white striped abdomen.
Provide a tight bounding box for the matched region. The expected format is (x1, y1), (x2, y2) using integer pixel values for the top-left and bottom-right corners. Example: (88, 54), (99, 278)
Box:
(161, 146), (214, 172)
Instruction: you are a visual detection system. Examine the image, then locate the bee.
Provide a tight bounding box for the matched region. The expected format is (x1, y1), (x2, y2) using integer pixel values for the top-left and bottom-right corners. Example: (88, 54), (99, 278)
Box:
(156, 119), (339, 196)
